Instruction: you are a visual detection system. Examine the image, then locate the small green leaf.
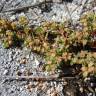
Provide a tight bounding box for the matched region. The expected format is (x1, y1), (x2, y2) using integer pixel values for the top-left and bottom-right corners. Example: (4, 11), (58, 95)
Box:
(3, 41), (9, 48)
(35, 27), (43, 34)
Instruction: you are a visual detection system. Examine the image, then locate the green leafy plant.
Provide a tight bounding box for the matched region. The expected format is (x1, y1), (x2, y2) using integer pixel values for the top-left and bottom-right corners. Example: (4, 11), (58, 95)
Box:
(0, 13), (96, 78)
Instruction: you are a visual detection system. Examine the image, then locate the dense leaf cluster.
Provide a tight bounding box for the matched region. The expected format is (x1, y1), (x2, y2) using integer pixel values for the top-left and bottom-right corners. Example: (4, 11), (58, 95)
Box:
(0, 12), (96, 77)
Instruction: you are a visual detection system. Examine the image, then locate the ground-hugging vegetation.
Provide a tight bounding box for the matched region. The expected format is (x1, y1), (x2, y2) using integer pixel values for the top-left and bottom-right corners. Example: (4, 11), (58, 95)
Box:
(0, 12), (96, 78)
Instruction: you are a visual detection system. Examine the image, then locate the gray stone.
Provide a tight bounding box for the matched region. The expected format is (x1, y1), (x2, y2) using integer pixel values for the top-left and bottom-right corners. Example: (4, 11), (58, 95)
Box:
(10, 15), (16, 21)
(3, 69), (9, 75)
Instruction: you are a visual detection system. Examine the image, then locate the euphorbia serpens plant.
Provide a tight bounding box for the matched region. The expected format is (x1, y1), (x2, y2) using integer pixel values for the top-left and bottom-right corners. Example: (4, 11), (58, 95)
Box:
(0, 12), (96, 77)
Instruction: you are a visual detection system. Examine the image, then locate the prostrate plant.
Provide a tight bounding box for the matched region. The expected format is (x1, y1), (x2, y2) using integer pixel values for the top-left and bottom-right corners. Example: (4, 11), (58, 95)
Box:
(0, 12), (96, 78)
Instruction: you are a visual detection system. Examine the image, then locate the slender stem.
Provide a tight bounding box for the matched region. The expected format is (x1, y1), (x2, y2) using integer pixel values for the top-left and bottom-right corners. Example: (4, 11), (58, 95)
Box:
(1, 75), (76, 82)
(1, 0), (52, 13)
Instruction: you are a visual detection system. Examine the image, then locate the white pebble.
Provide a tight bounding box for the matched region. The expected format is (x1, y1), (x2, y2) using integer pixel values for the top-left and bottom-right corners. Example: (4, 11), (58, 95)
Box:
(19, 12), (25, 16)
(10, 15), (16, 21)
(3, 69), (8, 75)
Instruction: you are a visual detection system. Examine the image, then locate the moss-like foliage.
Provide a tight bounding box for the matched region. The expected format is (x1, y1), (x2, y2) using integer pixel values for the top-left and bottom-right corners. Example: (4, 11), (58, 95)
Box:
(0, 12), (96, 77)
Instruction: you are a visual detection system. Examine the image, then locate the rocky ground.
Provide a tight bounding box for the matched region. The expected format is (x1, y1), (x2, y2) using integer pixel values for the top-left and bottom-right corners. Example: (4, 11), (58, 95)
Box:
(0, 0), (96, 96)
(0, 42), (66, 96)
(0, 0), (95, 25)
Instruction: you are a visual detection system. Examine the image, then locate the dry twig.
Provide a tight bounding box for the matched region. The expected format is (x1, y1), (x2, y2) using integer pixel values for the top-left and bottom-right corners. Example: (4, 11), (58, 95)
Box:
(2, 75), (76, 82)
(1, 0), (53, 13)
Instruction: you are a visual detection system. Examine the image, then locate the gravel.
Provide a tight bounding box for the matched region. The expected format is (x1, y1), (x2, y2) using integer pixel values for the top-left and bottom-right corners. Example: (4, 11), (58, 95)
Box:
(0, 42), (66, 96)
(0, 0), (95, 25)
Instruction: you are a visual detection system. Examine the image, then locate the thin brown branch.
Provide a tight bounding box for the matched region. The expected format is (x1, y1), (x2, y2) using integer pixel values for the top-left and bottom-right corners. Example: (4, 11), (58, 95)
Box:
(2, 75), (76, 82)
(1, 0), (53, 13)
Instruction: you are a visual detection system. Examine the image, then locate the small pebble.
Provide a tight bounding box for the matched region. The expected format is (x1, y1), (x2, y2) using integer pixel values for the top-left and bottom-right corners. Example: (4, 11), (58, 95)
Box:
(19, 58), (27, 64)
(10, 15), (16, 21)
(3, 69), (8, 75)
(19, 12), (25, 16)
